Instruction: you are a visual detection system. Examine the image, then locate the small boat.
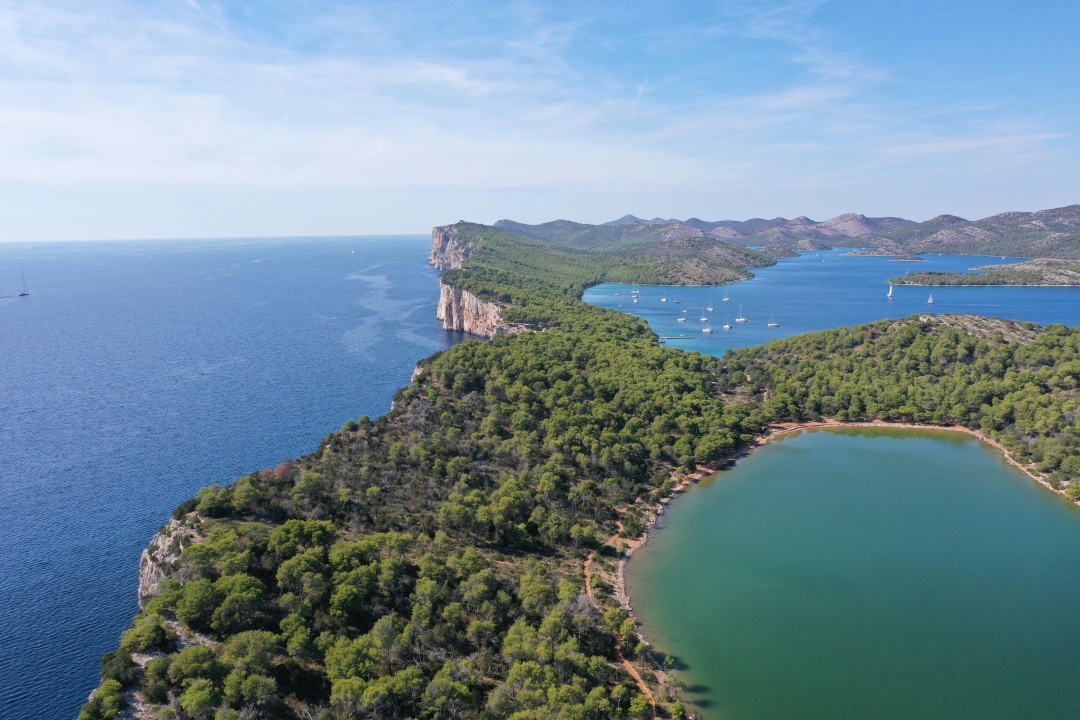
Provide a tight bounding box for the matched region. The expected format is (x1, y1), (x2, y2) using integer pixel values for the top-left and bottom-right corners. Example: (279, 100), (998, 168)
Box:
(700, 309), (708, 321)
(927, 294), (934, 305)
(723, 318), (732, 330)
(18, 269), (29, 297)
(735, 305), (747, 322)
(703, 324), (713, 334)
(677, 317), (687, 322)
(633, 297), (638, 303)
(887, 285), (893, 298)
(661, 294), (668, 302)
(767, 312), (779, 328)
(673, 296), (681, 303)
(723, 290), (730, 302)
(682, 308), (688, 313)
(614, 292), (621, 296)
(631, 287), (640, 296)
(618, 303), (623, 308)
(707, 300), (714, 311)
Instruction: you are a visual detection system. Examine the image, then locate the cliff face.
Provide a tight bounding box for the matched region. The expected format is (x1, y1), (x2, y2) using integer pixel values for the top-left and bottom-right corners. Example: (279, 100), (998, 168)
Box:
(137, 518), (200, 609)
(430, 224), (472, 270)
(437, 280), (520, 337)
(431, 224), (521, 338)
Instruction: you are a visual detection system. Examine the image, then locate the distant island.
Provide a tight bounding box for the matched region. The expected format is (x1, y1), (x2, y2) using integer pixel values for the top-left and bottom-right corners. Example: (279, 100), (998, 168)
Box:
(891, 259), (1080, 286)
(81, 220), (1080, 720)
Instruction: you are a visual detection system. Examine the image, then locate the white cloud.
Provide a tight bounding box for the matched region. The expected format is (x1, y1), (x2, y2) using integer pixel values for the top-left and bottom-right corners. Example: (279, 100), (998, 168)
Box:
(0, 0), (1074, 239)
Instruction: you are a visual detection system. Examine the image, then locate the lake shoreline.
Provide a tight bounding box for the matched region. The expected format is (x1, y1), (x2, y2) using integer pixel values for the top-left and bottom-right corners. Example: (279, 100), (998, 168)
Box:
(611, 418), (1078, 716)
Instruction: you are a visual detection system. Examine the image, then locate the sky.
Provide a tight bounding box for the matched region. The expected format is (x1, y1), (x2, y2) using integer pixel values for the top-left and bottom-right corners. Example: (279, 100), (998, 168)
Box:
(0, 0), (1078, 240)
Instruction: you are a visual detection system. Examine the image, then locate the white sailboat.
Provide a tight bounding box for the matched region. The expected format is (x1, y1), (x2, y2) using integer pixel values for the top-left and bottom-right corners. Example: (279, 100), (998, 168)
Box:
(18, 269), (29, 297)
(735, 304), (747, 322)
(887, 284), (893, 298)
(723, 290), (730, 302)
(767, 312), (779, 328)
(700, 309), (708, 321)
(614, 292), (621, 296)
(677, 316), (687, 322)
(682, 308), (688, 313)
(723, 317), (732, 330)
(661, 293), (668, 302)
(927, 294), (934, 305)
(673, 295), (681, 303)
(702, 324), (713, 334)
(707, 300), (714, 311)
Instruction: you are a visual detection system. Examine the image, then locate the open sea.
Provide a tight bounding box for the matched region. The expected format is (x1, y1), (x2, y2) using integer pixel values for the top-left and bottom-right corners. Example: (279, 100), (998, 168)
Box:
(0, 236), (466, 720)
(2, 240), (1078, 719)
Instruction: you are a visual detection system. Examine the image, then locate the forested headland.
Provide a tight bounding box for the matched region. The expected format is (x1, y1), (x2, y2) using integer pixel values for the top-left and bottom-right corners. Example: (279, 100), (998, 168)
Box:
(82, 223), (1080, 720)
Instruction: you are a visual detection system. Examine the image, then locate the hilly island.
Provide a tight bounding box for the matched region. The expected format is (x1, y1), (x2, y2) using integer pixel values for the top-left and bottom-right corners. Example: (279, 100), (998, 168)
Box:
(81, 218), (1080, 720)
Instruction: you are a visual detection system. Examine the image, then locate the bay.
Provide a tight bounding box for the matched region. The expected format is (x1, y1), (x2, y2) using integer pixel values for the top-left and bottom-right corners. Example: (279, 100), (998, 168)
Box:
(627, 428), (1080, 720)
(583, 250), (1080, 353)
(0, 236), (464, 720)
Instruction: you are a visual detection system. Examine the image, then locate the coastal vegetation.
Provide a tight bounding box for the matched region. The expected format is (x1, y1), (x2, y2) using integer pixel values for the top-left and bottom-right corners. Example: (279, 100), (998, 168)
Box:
(892, 259), (1080, 286)
(84, 223), (1080, 720)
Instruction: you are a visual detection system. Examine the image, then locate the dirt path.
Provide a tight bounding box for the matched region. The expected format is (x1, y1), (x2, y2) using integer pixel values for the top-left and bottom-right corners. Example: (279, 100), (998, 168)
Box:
(585, 552), (656, 717)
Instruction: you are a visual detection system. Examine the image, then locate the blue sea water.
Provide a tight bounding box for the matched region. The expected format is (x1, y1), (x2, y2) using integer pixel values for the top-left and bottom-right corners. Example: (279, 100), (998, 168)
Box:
(0, 236), (466, 720)
(583, 250), (1080, 354)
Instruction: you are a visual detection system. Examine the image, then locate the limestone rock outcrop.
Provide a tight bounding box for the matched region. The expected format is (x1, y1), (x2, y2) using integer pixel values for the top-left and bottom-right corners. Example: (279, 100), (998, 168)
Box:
(430, 224), (472, 270)
(137, 518), (200, 609)
(437, 280), (520, 338)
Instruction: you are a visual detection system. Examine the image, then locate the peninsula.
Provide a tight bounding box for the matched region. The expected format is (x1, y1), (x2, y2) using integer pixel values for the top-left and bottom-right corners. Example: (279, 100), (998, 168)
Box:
(82, 222), (1080, 720)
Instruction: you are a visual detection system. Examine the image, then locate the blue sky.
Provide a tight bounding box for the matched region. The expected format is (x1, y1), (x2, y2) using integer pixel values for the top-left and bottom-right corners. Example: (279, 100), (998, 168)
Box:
(1, 0), (1077, 240)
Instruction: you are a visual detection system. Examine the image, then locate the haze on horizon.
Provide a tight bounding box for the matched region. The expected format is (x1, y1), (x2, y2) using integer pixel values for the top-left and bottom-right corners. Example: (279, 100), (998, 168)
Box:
(1, 0), (1078, 242)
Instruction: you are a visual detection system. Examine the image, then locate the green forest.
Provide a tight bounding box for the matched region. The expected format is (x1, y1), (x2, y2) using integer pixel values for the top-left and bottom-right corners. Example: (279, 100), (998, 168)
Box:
(83, 223), (1080, 720)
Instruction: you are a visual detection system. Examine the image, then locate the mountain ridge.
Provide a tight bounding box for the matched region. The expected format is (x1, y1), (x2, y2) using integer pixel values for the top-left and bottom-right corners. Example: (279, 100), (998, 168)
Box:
(497, 204), (1080, 259)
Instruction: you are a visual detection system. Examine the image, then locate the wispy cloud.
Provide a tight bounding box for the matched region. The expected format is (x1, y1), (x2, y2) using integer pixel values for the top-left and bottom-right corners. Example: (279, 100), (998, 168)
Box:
(0, 0), (1075, 239)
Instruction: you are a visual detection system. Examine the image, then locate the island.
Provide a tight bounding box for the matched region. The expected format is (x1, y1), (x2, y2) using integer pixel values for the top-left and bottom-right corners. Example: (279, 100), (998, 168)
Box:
(81, 221), (1080, 720)
(890, 258), (1080, 286)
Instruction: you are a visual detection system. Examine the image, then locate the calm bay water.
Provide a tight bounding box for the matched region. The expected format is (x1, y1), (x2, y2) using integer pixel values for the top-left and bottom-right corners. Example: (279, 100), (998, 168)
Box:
(628, 429), (1080, 720)
(583, 250), (1080, 353)
(0, 236), (464, 720)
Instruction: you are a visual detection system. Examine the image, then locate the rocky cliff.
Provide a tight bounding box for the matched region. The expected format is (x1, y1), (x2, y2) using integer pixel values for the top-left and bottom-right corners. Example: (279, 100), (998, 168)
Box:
(436, 280), (522, 337)
(430, 224), (473, 270)
(137, 518), (201, 609)
(431, 223), (523, 337)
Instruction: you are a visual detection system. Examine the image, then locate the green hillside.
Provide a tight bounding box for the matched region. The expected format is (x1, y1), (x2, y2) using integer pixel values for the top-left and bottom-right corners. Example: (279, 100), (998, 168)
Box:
(82, 225), (1080, 720)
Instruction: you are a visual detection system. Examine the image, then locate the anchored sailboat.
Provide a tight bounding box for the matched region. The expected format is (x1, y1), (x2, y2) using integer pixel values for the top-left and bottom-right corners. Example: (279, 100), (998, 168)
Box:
(18, 269), (29, 297)
(673, 295), (681, 303)
(723, 290), (730, 302)
(767, 312), (779, 328)
(735, 305), (747, 322)
(723, 317), (732, 330)
(887, 284), (893, 298)
(707, 300), (714, 311)
(661, 293), (668, 302)
(700, 309), (708, 321)
(702, 323), (713, 334)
